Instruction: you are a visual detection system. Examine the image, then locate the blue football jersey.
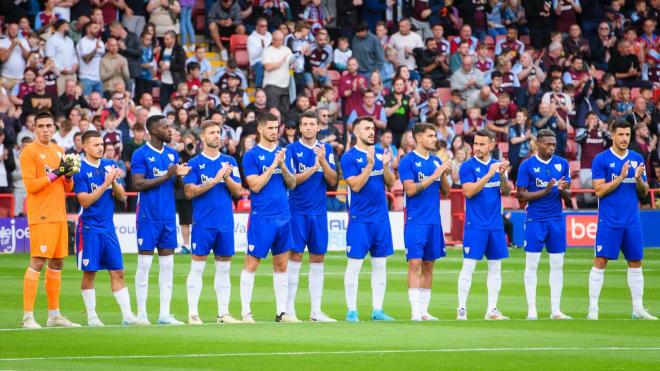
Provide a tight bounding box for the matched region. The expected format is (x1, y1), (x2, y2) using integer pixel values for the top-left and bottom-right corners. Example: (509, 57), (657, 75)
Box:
(459, 156), (504, 230)
(184, 153), (240, 229)
(340, 146), (389, 222)
(130, 142), (179, 223)
(287, 140), (335, 215)
(516, 155), (570, 221)
(398, 150), (443, 225)
(592, 148), (646, 227)
(73, 158), (117, 232)
(242, 144), (295, 219)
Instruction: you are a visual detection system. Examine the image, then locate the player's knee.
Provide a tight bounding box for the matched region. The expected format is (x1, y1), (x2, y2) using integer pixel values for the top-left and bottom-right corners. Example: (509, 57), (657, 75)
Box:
(289, 252), (304, 263)
(421, 261), (434, 272)
(110, 270), (125, 281)
(309, 253), (324, 264)
(29, 258), (46, 272)
(48, 259), (64, 270)
(408, 259), (422, 272)
(593, 257), (608, 269)
(627, 260), (642, 268)
(244, 256), (260, 272)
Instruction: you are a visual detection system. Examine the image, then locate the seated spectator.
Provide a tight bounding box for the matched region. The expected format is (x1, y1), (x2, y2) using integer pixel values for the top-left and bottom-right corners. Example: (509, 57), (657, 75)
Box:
(486, 92), (517, 137)
(100, 37), (130, 96)
(532, 101), (567, 156)
(22, 75), (59, 120)
(450, 55), (485, 100)
(208, 0), (241, 60)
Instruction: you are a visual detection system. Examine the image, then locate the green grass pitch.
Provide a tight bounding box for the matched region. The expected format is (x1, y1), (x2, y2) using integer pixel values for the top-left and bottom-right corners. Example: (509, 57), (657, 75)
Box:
(0, 248), (659, 370)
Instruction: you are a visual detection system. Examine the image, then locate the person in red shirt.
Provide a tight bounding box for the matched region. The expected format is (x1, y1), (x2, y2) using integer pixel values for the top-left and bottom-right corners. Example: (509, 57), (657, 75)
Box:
(486, 92), (517, 138)
(338, 57), (367, 117)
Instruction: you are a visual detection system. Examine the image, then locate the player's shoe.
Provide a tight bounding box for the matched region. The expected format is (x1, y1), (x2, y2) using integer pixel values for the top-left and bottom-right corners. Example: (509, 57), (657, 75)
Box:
(188, 315), (203, 325)
(136, 313), (152, 326)
(632, 308), (658, 320)
(122, 314), (139, 326)
(87, 316), (104, 327)
(484, 308), (509, 320)
(526, 310), (538, 320)
(346, 310), (359, 322)
(310, 312), (337, 322)
(217, 314), (242, 324)
(371, 309), (394, 321)
(47, 315), (81, 327)
(551, 312), (573, 320)
(241, 313), (256, 323)
(276, 312), (303, 323)
(21, 316), (42, 329)
(456, 307), (468, 320)
(587, 307), (598, 320)
(411, 316), (422, 321)
(421, 313), (439, 321)
(158, 315), (184, 325)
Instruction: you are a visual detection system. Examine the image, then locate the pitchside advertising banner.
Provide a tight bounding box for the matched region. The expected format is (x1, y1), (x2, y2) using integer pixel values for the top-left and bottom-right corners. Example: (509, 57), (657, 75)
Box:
(0, 201), (453, 254)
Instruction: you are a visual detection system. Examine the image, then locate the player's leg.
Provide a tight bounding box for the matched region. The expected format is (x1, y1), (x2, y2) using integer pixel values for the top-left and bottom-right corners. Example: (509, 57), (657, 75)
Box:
(404, 223), (424, 321)
(81, 271), (102, 326)
(622, 227), (656, 319)
(108, 269), (137, 325)
(286, 214), (308, 318)
(419, 224), (445, 321)
(45, 222), (79, 327)
(484, 230), (509, 320)
(22, 256), (46, 328)
(370, 221), (394, 321)
(157, 223), (181, 325)
(589, 224), (621, 320)
(240, 216), (271, 322)
(186, 227), (212, 324)
(547, 220), (569, 319)
(273, 220), (298, 322)
(307, 214), (333, 321)
(79, 232), (106, 326)
(457, 230), (487, 320)
(523, 221), (544, 320)
(240, 255), (261, 322)
(135, 223), (156, 324)
(345, 221), (369, 322)
(215, 229), (240, 323)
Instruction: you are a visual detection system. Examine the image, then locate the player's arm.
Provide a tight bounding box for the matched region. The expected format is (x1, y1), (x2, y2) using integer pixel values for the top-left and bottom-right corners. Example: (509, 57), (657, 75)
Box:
(382, 149), (395, 188)
(344, 162), (373, 193)
(246, 163), (277, 193)
(440, 172), (451, 197)
(499, 161), (511, 196)
(593, 160), (628, 198)
(462, 162), (500, 198)
(132, 165), (178, 192)
(280, 151), (297, 190)
(111, 180), (127, 203)
(19, 150), (59, 194)
(294, 161), (321, 184)
(224, 171), (243, 198)
(318, 146), (338, 187)
(76, 169), (119, 208)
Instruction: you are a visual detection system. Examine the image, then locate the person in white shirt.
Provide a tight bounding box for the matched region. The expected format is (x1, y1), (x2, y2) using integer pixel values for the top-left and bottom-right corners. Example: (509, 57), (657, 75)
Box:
(0, 22), (30, 90)
(247, 18), (272, 88)
(76, 22), (106, 97)
(262, 30), (293, 116)
(388, 18), (423, 73)
(45, 19), (78, 95)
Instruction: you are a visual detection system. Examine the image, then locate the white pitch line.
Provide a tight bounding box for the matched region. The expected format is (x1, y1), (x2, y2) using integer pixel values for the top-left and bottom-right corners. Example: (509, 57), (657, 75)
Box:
(1, 347), (659, 362)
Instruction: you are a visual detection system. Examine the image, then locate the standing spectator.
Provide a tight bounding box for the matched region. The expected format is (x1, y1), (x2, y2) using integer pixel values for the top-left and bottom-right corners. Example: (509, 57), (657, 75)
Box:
(486, 92), (517, 137)
(385, 76), (418, 147)
(262, 30), (293, 116)
(22, 76), (60, 120)
(247, 18), (272, 88)
(575, 112), (609, 206)
(590, 22), (616, 71)
(122, 0), (148, 35)
(57, 79), (89, 116)
(158, 30), (187, 108)
(533, 101), (567, 156)
(146, 0), (181, 39)
(388, 19), (424, 77)
(185, 45), (214, 79)
(609, 40), (652, 88)
(525, 0), (553, 50)
(336, 0), (360, 38)
(307, 30), (333, 89)
(103, 91), (134, 143)
(100, 37), (130, 96)
(179, 0), (196, 52)
(450, 55), (485, 100)
(77, 21), (106, 97)
(450, 24), (479, 55)
(45, 20), (78, 95)
(346, 89), (387, 133)
(303, 0), (332, 33)
(285, 21), (312, 97)
(317, 106), (344, 154)
(109, 22), (141, 93)
(553, 0), (582, 34)
(208, 0), (241, 60)
(626, 97), (654, 135)
(563, 24), (591, 60)
(507, 110), (532, 181)
(0, 22), (30, 91)
(135, 31), (156, 101)
(351, 22), (385, 77)
(338, 57), (367, 118)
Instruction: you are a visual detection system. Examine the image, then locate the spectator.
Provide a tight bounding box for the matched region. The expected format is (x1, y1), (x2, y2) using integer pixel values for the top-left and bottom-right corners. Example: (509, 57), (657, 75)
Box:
(576, 112), (610, 197)
(303, 0), (332, 33)
(563, 24), (591, 61)
(338, 57), (367, 118)
(333, 36), (352, 72)
(541, 77), (573, 125)
(433, 111), (455, 144)
(307, 30), (333, 89)
(450, 24), (479, 55)
(389, 18), (424, 77)
(102, 91), (133, 143)
(208, 0), (241, 60)
(467, 85), (498, 113)
(317, 106), (343, 154)
(385, 76), (418, 147)
(185, 44), (213, 79)
(450, 55), (485, 100)
(352, 22), (385, 77)
(375, 129), (398, 159)
(495, 25), (525, 62)
(146, 0), (181, 39)
(525, 0), (553, 50)
(135, 31), (156, 100)
(629, 122), (658, 187)
(77, 21), (105, 97)
(158, 30), (187, 108)
(66, 131), (84, 155)
(533, 101), (567, 156)
(507, 110), (532, 181)
(53, 118), (79, 150)
(262, 30), (293, 116)
(591, 22), (616, 71)
(417, 37), (450, 87)
(247, 18), (272, 88)
(22, 76), (59, 120)
(336, 0), (359, 38)
(346, 89), (387, 133)
(512, 51), (546, 88)
(100, 37), (130, 96)
(9, 68), (37, 107)
(609, 40), (651, 88)
(285, 21), (312, 96)
(179, 0), (196, 52)
(626, 97), (654, 135)
(137, 92), (162, 117)
(284, 95), (311, 128)
(0, 22), (30, 91)
(109, 21), (142, 92)
(486, 92), (517, 137)
(122, 0), (148, 35)
(45, 19), (78, 95)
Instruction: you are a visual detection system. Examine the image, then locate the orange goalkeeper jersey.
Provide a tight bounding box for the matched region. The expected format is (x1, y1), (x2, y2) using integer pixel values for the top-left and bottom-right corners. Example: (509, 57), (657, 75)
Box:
(19, 142), (74, 225)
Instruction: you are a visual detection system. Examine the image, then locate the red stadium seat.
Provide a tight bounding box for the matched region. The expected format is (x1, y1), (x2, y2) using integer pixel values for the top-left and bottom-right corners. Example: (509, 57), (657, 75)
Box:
(236, 198), (251, 212)
(498, 142), (509, 158)
(565, 139), (578, 160)
(567, 123), (575, 139)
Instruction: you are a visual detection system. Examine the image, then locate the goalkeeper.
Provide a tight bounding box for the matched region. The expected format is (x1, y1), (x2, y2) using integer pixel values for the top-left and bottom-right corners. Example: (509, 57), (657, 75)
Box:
(19, 111), (81, 329)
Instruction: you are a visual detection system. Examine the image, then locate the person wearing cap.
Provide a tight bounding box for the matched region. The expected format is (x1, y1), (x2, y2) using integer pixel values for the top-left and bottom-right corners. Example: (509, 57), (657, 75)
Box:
(163, 92), (185, 116)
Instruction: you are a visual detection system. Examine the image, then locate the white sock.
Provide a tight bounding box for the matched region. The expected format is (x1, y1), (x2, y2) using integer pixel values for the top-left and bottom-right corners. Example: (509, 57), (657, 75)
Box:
(344, 258), (363, 311)
(408, 288), (420, 319)
(135, 254), (153, 316)
(309, 262), (324, 315)
(48, 309), (60, 318)
(273, 271), (288, 314)
(458, 259), (476, 309)
(214, 261), (231, 317)
(81, 288), (97, 319)
(371, 257), (387, 311)
(589, 267), (605, 310)
(112, 287), (133, 319)
(186, 260), (206, 317)
(158, 255), (174, 318)
(240, 270), (255, 316)
(524, 252), (541, 316)
(627, 267), (644, 311)
(286, 260), (302, 315)
(549, 253), (565, 315)
(487, 259), (502, 313)
(419, 288), (431, 315)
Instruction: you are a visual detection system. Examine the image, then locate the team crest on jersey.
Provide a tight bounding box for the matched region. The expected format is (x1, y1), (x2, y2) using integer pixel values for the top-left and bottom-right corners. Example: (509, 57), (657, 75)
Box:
(168, 153), (175, 162)
(258, 155), (265, 161)
(609, 163), (615, 168)
(554, 164), (562, 171)
(148, 156), (156, 162)
(104, 165), (114, 173)
(376, 153), (383, 161)
(433, 160), (440, 168)
(39, 153), (46, 160)
(232, 167), (240, 177)
(192, 243), (196, 250)
(329, 156), (335, 165)
(464, 246), (470, 254)
(40, 245), (47, 253)
(138, 238), (143, 246)
(346, 245), (351, 253)
(630, 161), (638, 169)
(415, 162), (422, 168)
(533, 167), (540, 173)
(199, 163), (206, 169)
(596, 245), (602, 252)
(82, 259), (89, 266)
(248, 244), (254, 252)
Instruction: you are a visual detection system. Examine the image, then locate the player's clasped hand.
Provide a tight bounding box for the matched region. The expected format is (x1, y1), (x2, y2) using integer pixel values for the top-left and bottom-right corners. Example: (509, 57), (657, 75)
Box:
(366, 147), (375, 166)
(498, 160), (511, 176)
(635, 164), (645, 181)
(103, 168), (120, 186)
(620, 160), (630, 179)
(214, 163), (231, 183)
(382, 148), (393, 167)
(557, 176), (569, 191)
(434, 159), (452, 178)
(176, 164), (192, 177)
(274, 148), (287, 168)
